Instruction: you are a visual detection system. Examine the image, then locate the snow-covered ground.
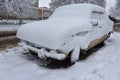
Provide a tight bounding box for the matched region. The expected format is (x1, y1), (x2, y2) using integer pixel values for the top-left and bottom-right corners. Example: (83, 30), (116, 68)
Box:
(0, 25), (20, 31)
(0, 20), (37, 31)
(0, 32), (120, 80)
(0, 24), (20, 31)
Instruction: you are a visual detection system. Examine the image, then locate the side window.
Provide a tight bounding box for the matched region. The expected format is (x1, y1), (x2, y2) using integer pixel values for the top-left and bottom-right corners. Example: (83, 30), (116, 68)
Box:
(91, 11), (104, 20)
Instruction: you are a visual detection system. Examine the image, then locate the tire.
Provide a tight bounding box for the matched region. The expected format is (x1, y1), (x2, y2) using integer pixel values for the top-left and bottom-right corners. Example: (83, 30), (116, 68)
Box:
(71, 46), (81, 62)
(45, 52), (73, 69)
(79, 49), (86, 60)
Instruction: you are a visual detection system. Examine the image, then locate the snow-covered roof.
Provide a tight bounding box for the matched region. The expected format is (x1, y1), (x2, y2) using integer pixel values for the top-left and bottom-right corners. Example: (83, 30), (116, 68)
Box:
(50, 3), (105, 18)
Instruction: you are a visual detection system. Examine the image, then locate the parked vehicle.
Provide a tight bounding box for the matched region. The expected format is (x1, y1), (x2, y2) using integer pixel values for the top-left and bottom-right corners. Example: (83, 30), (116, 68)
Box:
(17, 4), (113, 63)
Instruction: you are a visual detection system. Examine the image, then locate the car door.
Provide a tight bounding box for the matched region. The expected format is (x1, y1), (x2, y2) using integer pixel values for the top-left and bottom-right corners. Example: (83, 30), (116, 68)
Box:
(90, 11), (103, 40)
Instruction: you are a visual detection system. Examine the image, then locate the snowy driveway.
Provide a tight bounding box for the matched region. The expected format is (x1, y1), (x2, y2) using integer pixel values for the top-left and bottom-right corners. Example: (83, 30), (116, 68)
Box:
(0, 32), (120, 80)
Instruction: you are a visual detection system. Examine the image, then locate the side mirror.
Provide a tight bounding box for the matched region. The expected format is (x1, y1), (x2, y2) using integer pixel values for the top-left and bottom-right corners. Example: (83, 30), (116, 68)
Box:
(91, 20), (98, 26)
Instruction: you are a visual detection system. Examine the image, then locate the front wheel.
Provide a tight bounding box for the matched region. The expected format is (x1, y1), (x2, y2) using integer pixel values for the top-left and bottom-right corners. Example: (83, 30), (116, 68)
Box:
(79, 49), (86, 60)
(71, 46), (81, 62)
(70, 46), (86, 62)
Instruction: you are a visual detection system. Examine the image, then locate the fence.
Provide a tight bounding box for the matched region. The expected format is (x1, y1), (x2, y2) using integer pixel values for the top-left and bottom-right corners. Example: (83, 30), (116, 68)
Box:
(0, 11), (39, 25)
(0, 2), (39, 25)
(0, 16), (37, 24)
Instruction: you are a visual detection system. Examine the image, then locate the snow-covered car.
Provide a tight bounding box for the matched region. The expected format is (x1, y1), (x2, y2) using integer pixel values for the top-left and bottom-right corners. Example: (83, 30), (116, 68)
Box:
(17, 4), (113, 63)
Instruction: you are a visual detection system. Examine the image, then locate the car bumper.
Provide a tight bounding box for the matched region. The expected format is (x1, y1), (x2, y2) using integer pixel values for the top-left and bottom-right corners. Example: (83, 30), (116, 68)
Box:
(19, 42), (66, 60)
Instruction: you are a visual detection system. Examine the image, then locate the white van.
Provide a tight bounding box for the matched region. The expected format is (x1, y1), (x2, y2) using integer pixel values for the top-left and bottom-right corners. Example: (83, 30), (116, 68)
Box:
(17, 4), (113, 63)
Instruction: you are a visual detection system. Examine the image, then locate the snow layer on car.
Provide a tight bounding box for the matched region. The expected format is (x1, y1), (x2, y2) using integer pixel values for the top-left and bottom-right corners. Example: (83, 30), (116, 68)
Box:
(50, 4), (104, 19)
(17, 4), (112, 50)
(17, 18), (91, 50)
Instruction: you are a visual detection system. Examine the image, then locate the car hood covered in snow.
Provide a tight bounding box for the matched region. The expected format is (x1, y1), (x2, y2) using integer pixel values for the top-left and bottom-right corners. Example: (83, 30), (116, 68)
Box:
(17, 18), (92, 50)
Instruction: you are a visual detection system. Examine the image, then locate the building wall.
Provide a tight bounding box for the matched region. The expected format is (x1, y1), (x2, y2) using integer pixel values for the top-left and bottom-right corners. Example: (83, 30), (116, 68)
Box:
(31, 0), (39, 7)
(38, 7), (51, 19)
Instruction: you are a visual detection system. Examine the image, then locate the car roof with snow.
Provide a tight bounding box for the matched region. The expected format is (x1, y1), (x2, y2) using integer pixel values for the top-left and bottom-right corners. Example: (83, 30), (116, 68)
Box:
(50, 3), (105, 18)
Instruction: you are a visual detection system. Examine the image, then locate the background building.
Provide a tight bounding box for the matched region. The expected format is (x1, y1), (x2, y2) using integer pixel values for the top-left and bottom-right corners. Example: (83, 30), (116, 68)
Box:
(38, 7), (51, 20)
(31, 0), (39, 7)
